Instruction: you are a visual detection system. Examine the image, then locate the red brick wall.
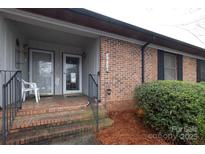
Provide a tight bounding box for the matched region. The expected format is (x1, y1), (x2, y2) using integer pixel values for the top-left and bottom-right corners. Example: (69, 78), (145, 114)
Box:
(183, 56), (197, 82)
(100, 37), (141, 106)
(144, 48), (158, 82)
(100, 36), (198, 110)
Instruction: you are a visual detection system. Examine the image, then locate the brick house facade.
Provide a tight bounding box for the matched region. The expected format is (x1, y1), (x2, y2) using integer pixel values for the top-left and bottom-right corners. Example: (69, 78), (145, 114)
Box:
(100, 36), (199, 109)
(100, 37), (141, 103)
(2, 8), (205, 145)
(1, 8), (205, 111)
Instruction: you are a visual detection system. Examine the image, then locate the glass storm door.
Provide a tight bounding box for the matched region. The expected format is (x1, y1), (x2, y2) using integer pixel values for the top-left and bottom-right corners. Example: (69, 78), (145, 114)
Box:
(30, 49), (54, 95)
(63, 54), (82, 94)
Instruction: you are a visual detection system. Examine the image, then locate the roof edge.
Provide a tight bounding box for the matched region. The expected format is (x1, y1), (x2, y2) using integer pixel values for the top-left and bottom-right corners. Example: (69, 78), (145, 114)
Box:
(17, 8), (205, 57)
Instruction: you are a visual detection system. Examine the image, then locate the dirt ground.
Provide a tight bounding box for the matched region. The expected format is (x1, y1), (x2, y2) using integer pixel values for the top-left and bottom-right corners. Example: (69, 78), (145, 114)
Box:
(97, 110), (169, 145)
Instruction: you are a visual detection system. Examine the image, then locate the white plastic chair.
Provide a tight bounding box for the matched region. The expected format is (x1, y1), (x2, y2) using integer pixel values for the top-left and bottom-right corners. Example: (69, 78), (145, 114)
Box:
(22, 79), (40, 103)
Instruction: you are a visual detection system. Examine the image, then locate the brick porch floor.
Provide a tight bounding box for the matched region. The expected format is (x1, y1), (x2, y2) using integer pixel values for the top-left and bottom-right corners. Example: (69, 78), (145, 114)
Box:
(23, 95), (88, 109)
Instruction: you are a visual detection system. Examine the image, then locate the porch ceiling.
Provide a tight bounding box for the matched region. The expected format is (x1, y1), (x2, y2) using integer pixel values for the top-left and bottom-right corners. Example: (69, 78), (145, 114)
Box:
(9, 19), (96, 48)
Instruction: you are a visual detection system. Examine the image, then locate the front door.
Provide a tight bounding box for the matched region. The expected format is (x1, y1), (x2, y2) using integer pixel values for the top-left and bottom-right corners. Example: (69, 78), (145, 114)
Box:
(29, 49), (54, 95)
(63, 54), (82, 94)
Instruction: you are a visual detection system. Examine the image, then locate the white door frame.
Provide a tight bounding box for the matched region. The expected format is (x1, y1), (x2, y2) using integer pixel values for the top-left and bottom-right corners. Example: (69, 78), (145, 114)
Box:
(63, 54), (82, 94)
(29, 49), (54, 95)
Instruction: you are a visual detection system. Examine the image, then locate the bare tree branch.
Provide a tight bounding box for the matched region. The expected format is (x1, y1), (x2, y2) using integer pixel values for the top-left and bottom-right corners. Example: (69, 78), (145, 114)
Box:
(174, 25), (205, 45)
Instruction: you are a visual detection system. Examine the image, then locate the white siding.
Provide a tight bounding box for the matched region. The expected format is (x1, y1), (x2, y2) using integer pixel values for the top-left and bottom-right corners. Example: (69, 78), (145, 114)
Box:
(0, 19), (26, 107)
(0, 15), (6, 70)
(0, 15), (5, 107)
(82, 38), (100, 95)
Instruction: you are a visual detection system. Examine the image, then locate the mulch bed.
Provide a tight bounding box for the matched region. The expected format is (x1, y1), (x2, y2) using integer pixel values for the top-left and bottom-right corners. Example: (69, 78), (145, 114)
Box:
(97, 110), (170, 145)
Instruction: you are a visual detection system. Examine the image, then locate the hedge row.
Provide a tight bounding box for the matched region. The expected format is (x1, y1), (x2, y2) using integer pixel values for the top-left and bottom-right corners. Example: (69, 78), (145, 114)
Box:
(134, 80), (205, 144)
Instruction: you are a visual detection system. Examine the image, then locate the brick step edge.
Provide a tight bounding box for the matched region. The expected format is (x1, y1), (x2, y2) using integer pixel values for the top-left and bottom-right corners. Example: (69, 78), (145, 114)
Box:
(7, 118), (113, 145)
(10, 113), (108, 134)
(16, 105), (87, 117)
(10, 116), (95, 135)
(16, 106), (106, 119)
(49, 131), (96, 145)
(9, 118), (113, 141)
(0, 105), (86, 118)
(7, 124), (94, 145)
(12, 107), (107, 130)
(0, 103), (106, 118)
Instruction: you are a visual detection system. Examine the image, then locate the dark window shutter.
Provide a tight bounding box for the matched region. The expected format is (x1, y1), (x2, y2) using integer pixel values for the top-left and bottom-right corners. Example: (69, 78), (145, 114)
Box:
(197, 59), (201, 82)
(177, 55), (183, 80)
(158, 50), (164, 80)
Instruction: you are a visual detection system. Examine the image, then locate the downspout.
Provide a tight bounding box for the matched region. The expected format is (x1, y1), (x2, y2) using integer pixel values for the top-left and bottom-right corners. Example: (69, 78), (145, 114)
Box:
(141, 42), (151, 83)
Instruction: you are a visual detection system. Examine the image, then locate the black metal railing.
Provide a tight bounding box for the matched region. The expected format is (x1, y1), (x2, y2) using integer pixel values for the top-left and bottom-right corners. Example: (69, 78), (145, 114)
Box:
(0, 70), (22, 144)
(88, 74), (99, 132)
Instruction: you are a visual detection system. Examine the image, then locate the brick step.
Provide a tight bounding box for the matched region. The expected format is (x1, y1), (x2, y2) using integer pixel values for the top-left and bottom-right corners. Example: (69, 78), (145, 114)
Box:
(10, 107), (107, 132)
(0, 103), (105, 118)
(50, 131), (98, 145)
(7, 124), (93, 145)
(17, 104), (87, 117)
(0, 105), (86, 119)
(17, 103), (105, 117)
(7, 118), (113, 145)
(10, 115), (94, 135)
(20, 106), (106, 121)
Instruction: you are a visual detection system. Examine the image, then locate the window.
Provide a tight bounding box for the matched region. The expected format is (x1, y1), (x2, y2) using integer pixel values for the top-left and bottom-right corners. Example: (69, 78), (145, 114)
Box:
(197, 60), (205, 82)
(164, 53), (177, 80)
(158, 50), (182, 80)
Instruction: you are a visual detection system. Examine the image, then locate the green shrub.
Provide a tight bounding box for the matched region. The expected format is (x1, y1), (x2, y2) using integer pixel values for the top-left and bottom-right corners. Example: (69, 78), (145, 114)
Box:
(134, 80), (205, 144)
(199, 81), (205, 87)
